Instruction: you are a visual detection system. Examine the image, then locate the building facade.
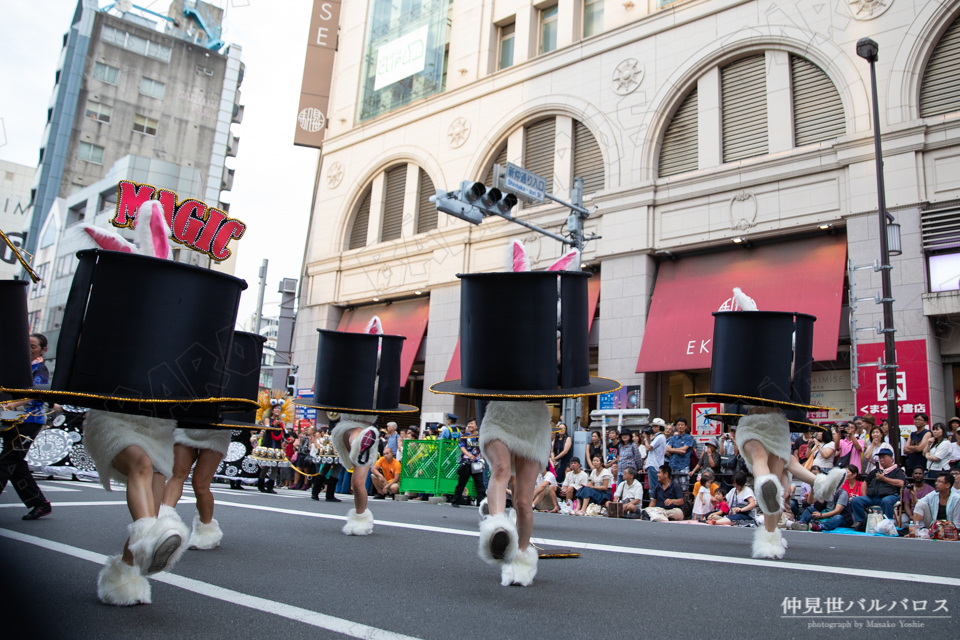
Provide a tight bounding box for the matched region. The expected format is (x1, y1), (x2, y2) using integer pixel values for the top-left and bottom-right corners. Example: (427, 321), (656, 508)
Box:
(293, 0), (960, 430)
(0, 160), (35, 280)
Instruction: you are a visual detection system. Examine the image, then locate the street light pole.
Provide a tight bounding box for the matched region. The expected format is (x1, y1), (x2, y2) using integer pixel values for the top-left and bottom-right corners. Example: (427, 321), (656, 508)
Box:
(857, 37), (902, 468)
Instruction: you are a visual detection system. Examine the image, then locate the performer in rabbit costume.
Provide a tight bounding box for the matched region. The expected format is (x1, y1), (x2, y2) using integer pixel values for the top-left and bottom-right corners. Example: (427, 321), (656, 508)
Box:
(431, 241), (620, 586)
(295, 317), (418, 536)
(690, 289), (845, 560)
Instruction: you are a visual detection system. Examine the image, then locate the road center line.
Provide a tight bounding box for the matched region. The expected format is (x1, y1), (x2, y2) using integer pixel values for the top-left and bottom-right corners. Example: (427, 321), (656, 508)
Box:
(0, 527), (422, 640)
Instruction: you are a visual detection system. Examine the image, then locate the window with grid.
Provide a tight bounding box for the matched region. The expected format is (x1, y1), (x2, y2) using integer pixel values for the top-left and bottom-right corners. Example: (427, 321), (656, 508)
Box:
(721, 55), (768, 163)
(134, 114), (159, 136)
(381, 165), (407, 242)
(101, 25), (172, 62)
(540, 6), (558, 54)
(349, 187), (372, 250)
(573, 120), (604, 195)
(29, 264), (49, 299)
(78, 141), (105, 164)
(417, 169), (437, 233)
(92, 62), (119, 84)
(920, 16), (960, 118)
(584, 0), (604, 38)
(658, 88), (699, 177)
(499, 23), (515, 70)
(791, 56), (845, 146)
(524, 118), (556, 194)
(140, 77), (165, 99)
(85, 101), (112, 123)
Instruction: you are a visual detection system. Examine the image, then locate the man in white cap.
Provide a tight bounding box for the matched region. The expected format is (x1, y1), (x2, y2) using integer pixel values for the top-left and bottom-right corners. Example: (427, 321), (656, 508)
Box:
(644, 418), (668, 497)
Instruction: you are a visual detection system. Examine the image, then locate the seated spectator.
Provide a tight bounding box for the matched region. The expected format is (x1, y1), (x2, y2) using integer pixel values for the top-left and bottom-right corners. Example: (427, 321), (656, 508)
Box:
(642, 465), (684, 521)
(850, 447), (905, 529)
(705, 486), (729, 523)
(692, 477), (714, 522)
(692, 469), (719, 498)
(370, 447), (401, 499)
(612, 467), (644, 515)
(532, 465), (560, 513)
(605, 429), (620, 469)
(609, 462), (619, 496)
(575, 456), (612, 515)
(900, 466), (934, 525)
(952, 469), (960, 496)
(841, 466), (865, 499)
(912, 472), (960, 529)
(690, 437), (720, 477)
(709, 471), (756, 526)
(792, 485), (852, 532)
(560, 457), (589, 511)
(924, 422), (953, 481)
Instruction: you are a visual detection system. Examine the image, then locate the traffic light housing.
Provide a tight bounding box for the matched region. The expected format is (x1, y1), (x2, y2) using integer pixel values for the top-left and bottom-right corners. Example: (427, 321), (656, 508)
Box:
(430, 179), (519, 225)
(286, 373), (298, 398)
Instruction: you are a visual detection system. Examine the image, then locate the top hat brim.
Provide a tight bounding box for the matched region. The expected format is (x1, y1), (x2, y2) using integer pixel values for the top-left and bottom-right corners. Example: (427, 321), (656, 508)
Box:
(0, 386), (257, 416)
(429, 376), (622, 400)
(177, 417), (284, 431)
(703, 412), (830, 433)
(684, 392), (825, 413)
(292, 399), (419, 415)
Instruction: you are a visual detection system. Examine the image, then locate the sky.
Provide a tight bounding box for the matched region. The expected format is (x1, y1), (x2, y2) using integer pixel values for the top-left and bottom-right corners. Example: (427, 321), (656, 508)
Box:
(0, 0), (319, 326)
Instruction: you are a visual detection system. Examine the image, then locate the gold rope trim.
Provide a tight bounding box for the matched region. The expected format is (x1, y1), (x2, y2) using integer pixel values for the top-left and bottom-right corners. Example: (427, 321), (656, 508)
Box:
(684, 392), (834, 412)
(0, 388), (258, 407)
(291, 401), (419, 414)
(0, 227), (40, 282)
(429, 377), (622, 399)
(703, 412), (830, 432)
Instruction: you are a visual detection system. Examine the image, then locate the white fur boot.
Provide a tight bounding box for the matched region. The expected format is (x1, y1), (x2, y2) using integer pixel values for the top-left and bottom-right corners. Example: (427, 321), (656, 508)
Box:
(343, 508), (374, 536)
(754, 474), (784, 516)
(349, 426), (380, 468)
(97, 555), (151, 606)
(478, 498), (490, 519)
(813, 467), (846, 502)
(501, 546), (538, 587)
(752, 528), (786, 559)
(128, 505), (189, 575)
(188, 516), (223, 550)
(478, 512), (518, 566)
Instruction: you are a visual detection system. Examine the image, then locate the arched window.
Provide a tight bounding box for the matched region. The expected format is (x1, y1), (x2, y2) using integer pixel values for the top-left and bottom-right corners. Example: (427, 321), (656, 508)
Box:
(791, 56), (845, 146)
(346, 163), (439, 249)
(722, 55), (768, 163)
(524, 118), (556, 194)
(574, 120), (604, 195)
(920, 16), (960, 118)
(659, 88), (698, 177)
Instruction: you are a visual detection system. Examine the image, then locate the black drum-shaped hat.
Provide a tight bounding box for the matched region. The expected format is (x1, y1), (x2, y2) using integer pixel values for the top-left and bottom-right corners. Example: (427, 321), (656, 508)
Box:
(430, 271), (620, 399)
(8, 250), (252, 420)
(687, 310), (823, 416)
(180, 330), (268, 429)
(295, 328), (417, 414)
(0, 280), (33, 398)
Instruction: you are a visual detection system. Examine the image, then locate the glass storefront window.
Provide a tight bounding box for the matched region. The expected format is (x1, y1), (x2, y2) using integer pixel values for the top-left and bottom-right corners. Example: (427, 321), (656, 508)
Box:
(540, 5), (558, 54)
(584, 0), (603, 38)
(357, 0), (450, 123)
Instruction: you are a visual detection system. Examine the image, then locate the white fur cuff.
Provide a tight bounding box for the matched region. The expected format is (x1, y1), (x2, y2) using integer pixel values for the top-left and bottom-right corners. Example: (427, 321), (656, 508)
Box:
(752, 528), (786, 560)
(343, 508), (374, 536)
(97, 555), (151, 606)
(754, 474), (784, 516)
(188, 516), (223, 550)
(501, 546), (538, 587)
(813, 467), (846, 503)
(478, 513), (518, 566)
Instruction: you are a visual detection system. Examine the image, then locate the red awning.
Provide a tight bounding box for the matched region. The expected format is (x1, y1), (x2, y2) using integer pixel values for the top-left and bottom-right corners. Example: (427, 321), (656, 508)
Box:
(445, 272), (601, 380)
(636, 235), (847, 373)
(337, 297), (429, 386)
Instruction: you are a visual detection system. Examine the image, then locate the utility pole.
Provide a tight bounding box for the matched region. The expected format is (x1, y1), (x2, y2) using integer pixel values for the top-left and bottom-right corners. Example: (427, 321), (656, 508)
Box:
(254, 258), (268, 336)
(857, 37), (901, 467)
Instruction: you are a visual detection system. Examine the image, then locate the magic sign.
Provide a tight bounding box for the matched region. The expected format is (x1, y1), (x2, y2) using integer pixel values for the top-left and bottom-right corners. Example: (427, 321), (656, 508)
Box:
(111, 180), (246, 261)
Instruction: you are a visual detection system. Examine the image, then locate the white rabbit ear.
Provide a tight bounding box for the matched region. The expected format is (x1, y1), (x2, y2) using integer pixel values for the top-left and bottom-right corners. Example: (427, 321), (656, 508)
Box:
(78, 224), (136, 253)
(506, 239), (530, 272)
(134, 201), (172, 260)
(548, 248), (580, 272)
(365, 316), (383, 334)
(732, 287), (758, 311)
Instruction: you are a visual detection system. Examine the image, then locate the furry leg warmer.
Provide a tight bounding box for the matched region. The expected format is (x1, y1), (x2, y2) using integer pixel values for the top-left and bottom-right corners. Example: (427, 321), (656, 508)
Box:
(97, 555), (151, 606)
(128, 505), (189, 575)
(501, 546), (538, 587)
(343, 508), (374, 536)
(478, 513), (518, 566)
(755, 474), (784, 516)
(813, 467), (846, 503)
(188, 516), (223, 550)
(752, 528), (786, 560)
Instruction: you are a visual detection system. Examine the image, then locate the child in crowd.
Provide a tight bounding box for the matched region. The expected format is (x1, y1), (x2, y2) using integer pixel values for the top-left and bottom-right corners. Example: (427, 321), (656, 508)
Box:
(705, 487), (729, 523)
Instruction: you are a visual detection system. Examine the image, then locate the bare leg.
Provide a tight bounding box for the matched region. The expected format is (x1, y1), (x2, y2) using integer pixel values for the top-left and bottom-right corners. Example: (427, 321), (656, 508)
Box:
(191, 449), (223, 524)
(483, 439), (513, 515)
(352, 465), (371, 514)
(548, 486), (559, 512)
(151, 472), (165, 516)
(162, 444), (198, 508)
(786, 455), (817, 485)
(111, 446), (158, 566)
(578, 497), (593, 515)
(742, 441), (771, 477)
(512, 456), (541, 551)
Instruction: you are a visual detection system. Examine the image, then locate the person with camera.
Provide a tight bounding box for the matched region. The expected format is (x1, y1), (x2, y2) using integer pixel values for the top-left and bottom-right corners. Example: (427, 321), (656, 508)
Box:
(850, 446), (906, 530)
(643, 418), (668, 498)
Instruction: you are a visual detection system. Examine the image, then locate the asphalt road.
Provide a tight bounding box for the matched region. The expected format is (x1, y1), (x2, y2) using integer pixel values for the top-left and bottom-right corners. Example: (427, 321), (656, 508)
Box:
(2, 478), (958, 640)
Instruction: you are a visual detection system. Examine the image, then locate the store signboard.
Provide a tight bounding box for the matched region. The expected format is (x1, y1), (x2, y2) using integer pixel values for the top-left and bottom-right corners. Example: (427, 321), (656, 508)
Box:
(807, 369), (856, 424)
(855, 340), (929, 436)
(294, 0), (342, 148)
(598, 385), (642, 410)
(374, 26), (429, 90)
(295, 388), (317, 422)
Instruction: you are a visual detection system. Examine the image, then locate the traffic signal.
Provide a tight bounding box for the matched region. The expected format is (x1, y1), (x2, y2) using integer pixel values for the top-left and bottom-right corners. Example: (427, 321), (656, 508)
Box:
(430, 180), (519, 224)
(286, 373), (298, 398)
(429, 184), (484, 225)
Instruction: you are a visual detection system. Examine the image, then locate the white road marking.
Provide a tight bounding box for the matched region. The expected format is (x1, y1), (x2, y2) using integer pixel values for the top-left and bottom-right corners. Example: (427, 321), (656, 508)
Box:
(0, 528), (422, 640)
(0, 499), (194, 509)
(35, 483), (82, 492)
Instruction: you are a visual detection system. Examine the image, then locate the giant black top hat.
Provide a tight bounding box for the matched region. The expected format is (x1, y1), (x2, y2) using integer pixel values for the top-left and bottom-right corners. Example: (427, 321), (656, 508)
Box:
(430, 271), (621, 399)
(1, 280), (36, 402)
(2, 250), (253, 420)
(295, 327), (418, 414)
(686, 310), (831, 430)
(179, 331), (271, 430)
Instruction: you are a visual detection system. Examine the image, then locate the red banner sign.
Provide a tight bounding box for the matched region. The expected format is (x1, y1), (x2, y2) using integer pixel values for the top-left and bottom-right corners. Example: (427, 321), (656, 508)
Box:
(111, 180), (246, 261)
(855, 340), (930, 429)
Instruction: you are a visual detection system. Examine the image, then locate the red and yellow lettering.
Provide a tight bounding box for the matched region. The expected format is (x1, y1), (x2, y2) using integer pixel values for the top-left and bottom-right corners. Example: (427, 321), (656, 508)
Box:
(156, 190), (178, 228)
(194, 207), (227, 254)
(210, 219), (246, 260)
(113, 181), (155, 227)
(172, 200), (207, 245)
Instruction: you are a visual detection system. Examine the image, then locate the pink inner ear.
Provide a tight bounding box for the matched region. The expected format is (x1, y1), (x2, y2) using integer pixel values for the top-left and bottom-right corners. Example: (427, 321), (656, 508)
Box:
(149, 203), (170, 259)
(548, 249), (579, 271)
(82, 227), (134, 253)
(365, 316), (383, 334)
(512, 242), (528, 272)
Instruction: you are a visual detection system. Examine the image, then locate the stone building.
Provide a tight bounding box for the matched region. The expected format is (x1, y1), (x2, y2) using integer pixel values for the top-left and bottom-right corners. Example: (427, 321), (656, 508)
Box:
(292, 0), (960, 430)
